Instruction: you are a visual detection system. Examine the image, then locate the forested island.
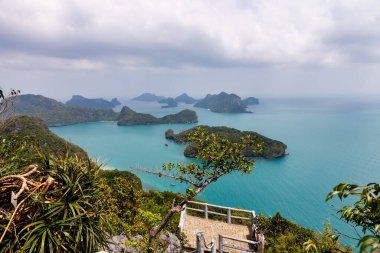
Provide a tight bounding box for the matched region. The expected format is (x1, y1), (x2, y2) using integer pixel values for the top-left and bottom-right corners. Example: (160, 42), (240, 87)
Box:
(242, 97), (259, 106)
(158, 97), (178, 108)
(132, 93), (166, 102)
(117, 106), (197, 125)
(194, 92), (251, 113)
(174, 93), (197, 104)
(165, 125), (287, 159)
(15, 94), (118, 126)
(65, 95), (121, 109)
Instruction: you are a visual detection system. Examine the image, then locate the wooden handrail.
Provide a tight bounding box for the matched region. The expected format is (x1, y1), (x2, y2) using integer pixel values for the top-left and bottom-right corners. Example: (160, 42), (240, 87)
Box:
(186, 201), (255, 224)
(219, 234), (258, 253)
(188, 201), (255, 213)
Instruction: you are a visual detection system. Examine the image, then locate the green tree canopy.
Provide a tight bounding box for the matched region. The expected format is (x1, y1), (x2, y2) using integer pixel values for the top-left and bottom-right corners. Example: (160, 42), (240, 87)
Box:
(326, 183), (380, 253)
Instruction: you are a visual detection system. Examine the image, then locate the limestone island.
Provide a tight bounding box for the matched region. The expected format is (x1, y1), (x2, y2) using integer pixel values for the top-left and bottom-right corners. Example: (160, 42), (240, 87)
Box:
(194, 92), (251, 113)
(66, 95), (121, 109)
(132, 93), (166, 102)
(117, 106), (198, 125)
(165, 125), (287, 159)
(158, 97), (178, 108)
(175, 93), (198, 104)
(242, 97), (259, 106)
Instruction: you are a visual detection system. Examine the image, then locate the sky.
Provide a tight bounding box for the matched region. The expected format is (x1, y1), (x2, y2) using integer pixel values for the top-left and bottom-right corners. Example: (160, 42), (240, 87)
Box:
(0, 0), (379, 100)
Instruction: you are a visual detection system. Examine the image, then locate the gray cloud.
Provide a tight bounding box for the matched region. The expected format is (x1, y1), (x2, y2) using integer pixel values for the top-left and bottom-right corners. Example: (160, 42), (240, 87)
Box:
(0, 0), (380, 98)
(1, 0), (379, 71)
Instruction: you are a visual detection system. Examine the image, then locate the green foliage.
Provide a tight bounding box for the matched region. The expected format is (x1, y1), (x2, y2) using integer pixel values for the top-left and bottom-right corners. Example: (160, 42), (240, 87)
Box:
(257, 213), (315, 252)
(257, 213), (352, 253)
(98, 169), (142, 190)
(166, 125), (287, 159)
(0, 140), (106, 252)
(0, 116), (87, 158)
(303, 222), (353, 253)
(326, 183), (380, 253)
(96, 171), (183, 251)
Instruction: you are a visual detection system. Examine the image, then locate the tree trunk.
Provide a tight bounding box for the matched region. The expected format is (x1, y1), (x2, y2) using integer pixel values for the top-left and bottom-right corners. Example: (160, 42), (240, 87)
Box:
(147, 199), (188, 252)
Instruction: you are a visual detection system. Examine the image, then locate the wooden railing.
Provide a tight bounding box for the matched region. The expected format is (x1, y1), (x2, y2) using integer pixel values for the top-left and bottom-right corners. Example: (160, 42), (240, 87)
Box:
(179, 201), (264, 253)
(184, 200), (255, 224)
(195, 233), (258, 253)
(219, 234), (258, 253)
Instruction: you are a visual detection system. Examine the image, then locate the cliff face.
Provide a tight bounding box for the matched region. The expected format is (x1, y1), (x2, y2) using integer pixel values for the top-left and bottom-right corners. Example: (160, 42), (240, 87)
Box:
(117, 106), (198, 125)
(194, 92), (250, 113)
(165, 125), (287, 159)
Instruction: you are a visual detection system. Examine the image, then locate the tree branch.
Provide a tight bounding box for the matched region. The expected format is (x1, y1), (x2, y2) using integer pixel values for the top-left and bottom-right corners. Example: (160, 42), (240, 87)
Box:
(133, 167), (199, 187)
(0, 165), (39, 200)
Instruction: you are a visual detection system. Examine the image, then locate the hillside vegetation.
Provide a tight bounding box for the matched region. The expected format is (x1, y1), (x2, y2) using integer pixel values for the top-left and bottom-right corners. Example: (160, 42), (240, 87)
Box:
(15, 94), (118, 126)
(0, 115), (87, 157)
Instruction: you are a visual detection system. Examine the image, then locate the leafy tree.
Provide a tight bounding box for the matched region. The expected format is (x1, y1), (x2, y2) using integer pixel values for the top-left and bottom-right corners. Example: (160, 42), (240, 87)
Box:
(139, 127), (262, 248)
(303, 222), (352, 253)
(326, 183), (380, 253)
(0, 88), (20, 122)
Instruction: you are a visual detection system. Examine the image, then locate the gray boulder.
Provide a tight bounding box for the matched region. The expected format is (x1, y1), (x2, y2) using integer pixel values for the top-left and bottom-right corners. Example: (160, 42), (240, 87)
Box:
(159, 232), (181, 253)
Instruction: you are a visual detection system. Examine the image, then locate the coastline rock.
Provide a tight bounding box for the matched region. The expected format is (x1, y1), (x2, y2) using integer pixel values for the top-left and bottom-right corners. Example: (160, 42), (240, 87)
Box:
(159, 232), (181, 253)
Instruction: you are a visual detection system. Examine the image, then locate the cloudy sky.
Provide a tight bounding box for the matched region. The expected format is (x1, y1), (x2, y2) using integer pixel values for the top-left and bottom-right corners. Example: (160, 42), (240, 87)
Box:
(0, 0), (379, 99)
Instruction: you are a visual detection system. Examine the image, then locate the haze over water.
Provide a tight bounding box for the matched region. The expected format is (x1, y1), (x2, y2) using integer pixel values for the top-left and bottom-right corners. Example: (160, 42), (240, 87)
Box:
(51, 97), (380, 247)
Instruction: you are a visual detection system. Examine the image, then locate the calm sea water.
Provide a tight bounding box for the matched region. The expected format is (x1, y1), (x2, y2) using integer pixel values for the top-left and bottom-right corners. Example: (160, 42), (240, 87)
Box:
(51, 97), (380, 247)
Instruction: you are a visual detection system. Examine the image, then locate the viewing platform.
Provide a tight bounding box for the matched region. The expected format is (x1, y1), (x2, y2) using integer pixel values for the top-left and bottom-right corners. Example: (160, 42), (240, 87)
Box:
(179, 201), (265, 253)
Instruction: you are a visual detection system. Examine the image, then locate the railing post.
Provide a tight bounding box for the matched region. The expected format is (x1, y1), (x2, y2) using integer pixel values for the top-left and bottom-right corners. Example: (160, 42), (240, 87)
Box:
(205, 203), (208, 219)
(218, 235), (223, 253)
(210, 239), (216, 253)
(178, 204), (187, 233)
(227, 208), (231, 224)
(196, 232), (204, 253)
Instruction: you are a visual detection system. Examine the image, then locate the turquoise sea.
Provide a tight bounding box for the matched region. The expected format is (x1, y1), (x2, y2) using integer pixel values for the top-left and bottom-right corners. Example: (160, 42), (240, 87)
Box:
(51, 97), (380, 247)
